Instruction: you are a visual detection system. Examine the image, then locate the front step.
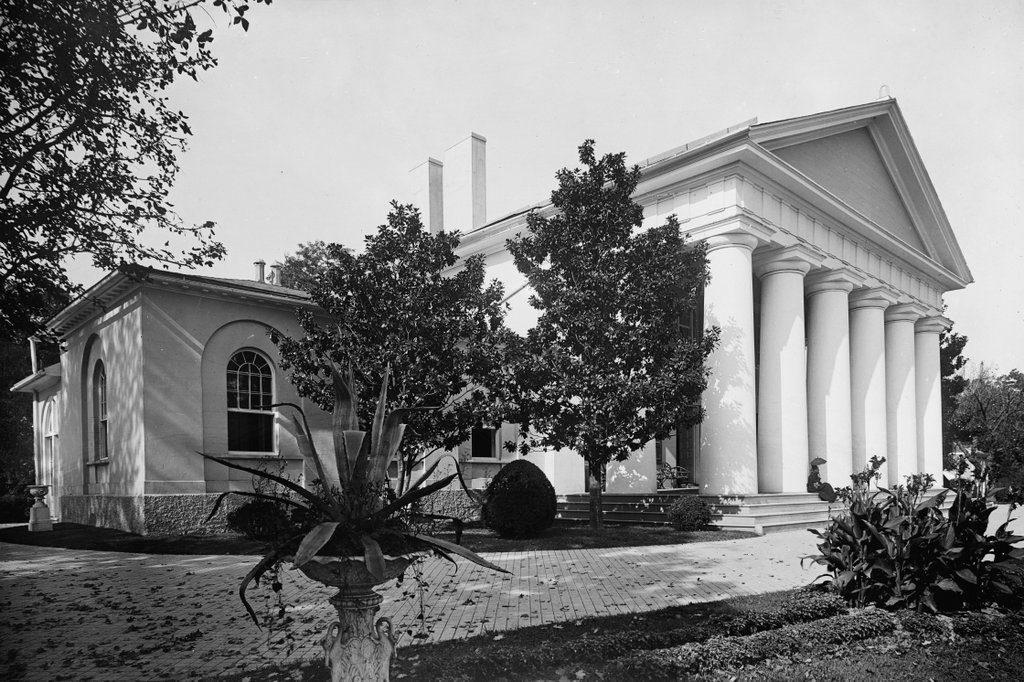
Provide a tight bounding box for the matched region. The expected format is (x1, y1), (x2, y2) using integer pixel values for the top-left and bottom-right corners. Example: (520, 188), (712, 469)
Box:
(556, 488), (955, 534)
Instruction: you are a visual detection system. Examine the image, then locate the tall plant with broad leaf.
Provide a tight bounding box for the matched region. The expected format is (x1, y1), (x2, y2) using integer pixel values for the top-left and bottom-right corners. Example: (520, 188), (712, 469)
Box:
(806, 468), (1024, 613)
(199, 363), (508, 625)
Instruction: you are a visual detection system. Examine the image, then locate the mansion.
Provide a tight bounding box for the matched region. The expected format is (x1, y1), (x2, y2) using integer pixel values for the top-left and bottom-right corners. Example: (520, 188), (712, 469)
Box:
(13, 98), (971, 533)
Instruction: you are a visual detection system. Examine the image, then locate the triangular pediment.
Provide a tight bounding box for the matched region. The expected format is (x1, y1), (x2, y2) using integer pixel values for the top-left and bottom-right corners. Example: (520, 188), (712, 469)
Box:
(771, 127), (924, 252)
(749, 100), (973, 287)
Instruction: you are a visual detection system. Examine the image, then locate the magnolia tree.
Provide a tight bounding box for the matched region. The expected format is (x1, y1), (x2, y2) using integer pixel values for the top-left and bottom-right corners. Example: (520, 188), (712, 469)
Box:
(273, 203), (515, 496)
(1, 0), (267, 342)
(506, 140), (717, 529)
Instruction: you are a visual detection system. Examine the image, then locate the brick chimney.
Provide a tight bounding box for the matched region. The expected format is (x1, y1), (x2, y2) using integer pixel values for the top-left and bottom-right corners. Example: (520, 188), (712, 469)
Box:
(253, 259), (265, 282)
(443, 133), (486, 231)
(409, 157), (444, 233)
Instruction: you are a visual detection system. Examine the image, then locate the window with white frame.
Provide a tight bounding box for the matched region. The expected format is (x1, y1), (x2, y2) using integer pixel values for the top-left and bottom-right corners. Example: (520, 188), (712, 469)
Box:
(226, 350), (275, 452)
(92, 361), (108, 461)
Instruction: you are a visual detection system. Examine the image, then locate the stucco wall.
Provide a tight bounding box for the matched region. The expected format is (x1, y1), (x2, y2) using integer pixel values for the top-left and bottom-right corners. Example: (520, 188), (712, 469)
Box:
(58, 295), (146, 504)
(139, 287), (332, 496)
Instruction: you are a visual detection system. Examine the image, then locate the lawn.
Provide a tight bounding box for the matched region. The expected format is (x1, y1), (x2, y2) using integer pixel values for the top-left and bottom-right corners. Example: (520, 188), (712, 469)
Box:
(0, 520), (753, 555)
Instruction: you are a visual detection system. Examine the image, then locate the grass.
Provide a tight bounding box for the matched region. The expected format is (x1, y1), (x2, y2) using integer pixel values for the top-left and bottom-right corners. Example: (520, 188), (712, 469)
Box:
(0, 520), (752, 555)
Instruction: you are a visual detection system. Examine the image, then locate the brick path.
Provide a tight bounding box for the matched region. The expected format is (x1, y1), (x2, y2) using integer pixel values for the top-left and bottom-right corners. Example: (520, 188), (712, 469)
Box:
(1, 530), (820, 680)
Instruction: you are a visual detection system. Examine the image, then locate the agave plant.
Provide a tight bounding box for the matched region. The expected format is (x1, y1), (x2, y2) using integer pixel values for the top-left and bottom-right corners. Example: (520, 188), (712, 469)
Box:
(199, 363), (507, 624)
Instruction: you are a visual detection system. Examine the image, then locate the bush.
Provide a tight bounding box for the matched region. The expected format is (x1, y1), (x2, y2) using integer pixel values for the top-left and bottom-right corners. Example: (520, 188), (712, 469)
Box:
(666, 496), (712, 531)
(482, 459), (556, 538)
(806, 470), (1024, 613)
(0, 493), (30, 522)
(226, 500), (295, 542)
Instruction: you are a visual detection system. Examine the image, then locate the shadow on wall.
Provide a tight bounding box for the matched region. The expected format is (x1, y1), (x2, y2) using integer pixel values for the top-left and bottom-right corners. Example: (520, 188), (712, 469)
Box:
(698, 316), (757, 495)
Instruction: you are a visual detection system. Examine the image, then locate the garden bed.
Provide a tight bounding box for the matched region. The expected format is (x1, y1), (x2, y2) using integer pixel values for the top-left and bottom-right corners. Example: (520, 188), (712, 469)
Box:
(209, 586), (1024, 680)
(0, 520), (752, 555)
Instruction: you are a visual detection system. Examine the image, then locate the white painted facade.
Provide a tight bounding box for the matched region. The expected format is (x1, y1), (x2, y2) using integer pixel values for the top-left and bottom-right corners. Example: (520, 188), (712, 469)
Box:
(424, 99), (972, 495)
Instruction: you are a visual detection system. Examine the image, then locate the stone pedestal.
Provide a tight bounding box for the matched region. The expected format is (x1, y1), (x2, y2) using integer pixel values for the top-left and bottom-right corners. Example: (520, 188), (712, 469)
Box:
(27, 485), (53, 532)
(323, 589), (396, 682)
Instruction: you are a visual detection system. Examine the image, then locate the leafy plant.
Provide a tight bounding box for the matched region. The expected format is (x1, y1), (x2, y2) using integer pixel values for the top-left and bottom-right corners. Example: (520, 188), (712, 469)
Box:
(666, 496), (712, 531)
(806, 469), (1024, 613)
(199, 363), (508, 625)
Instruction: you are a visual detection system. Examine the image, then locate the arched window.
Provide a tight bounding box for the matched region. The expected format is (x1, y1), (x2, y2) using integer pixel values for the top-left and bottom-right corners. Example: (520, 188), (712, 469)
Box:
(226, 350), (275, 452)
(92, 361), (108, 460)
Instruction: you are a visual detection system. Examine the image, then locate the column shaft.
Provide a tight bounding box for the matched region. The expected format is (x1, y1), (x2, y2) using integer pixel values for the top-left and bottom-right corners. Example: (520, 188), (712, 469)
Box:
(805, 275), (856, 488)
(699, 234), (759, 495)
(915, 316), (948, 481)
(885, 305), (924, 484)
(849, 290), (894, 487)
(755, 252), (813, 493)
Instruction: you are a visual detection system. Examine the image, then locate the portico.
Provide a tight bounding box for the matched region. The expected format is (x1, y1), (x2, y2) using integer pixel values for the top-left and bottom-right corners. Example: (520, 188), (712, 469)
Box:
(698, 225), (954, 494)
(452, 98), (972, 499)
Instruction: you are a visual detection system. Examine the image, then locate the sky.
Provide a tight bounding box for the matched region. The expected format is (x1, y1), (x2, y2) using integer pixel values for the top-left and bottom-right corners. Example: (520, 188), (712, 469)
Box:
(69, 0), (1024, 371)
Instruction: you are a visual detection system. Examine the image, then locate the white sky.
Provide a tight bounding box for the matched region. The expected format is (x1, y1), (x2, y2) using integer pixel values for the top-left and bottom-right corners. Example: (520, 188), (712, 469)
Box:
(68, 0), (1024, 371)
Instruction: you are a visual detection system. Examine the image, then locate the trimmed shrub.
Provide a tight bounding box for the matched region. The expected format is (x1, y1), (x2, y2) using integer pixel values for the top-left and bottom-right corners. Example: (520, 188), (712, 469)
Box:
(666, 495), (712, 531)
(482, 459), (556, 538)
(618, 609), (896, 679)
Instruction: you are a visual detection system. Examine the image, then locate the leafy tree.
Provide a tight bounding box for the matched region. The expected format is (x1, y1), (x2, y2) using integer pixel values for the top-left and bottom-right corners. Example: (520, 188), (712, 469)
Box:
(952, 365), (1024, 494)
(506, 140), (716, 529)
(940, 324), (969, 463)
(1, 0), (267, 342)
(273, 203), (514, 495)
(277, 241), (351, 292)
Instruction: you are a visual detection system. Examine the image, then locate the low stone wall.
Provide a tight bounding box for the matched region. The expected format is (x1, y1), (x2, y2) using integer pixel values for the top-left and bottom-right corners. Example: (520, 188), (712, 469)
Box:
(143, 494), (244, 535)
(418, 489), (481, 523)
(59, 493), (244, 535)
(60, 495), (145, 535)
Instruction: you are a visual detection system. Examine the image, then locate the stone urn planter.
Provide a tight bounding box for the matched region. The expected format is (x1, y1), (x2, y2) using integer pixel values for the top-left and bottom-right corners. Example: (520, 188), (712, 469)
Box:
(295, 551), (430, 682)
(199, 364), (508, 681)
(27, 484), (53, 532)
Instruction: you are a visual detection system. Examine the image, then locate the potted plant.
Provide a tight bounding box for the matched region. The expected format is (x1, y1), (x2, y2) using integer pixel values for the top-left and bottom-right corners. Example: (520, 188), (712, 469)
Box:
(200, 363), (507, 681)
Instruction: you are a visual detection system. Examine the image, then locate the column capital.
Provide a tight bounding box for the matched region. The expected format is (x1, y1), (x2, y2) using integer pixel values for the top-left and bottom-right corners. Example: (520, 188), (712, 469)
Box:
(884, 302), (929, 324)
(704, 230), (762, 254)
(915, 315), (952, 335)
(849, 287), (900, 311)
(805, 269), (862, 296)
(753, 245), (824, 278)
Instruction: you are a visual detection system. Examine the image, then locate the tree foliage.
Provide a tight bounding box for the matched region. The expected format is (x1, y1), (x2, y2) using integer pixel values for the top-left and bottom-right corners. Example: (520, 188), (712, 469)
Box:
(940, 324), (969, 460)
(273, 203), (514, 493)
(505, 140), (716, 528)
(278, 240), (351, 292)
(0, 0), (268, 341)
(952, 365), (1024, 493)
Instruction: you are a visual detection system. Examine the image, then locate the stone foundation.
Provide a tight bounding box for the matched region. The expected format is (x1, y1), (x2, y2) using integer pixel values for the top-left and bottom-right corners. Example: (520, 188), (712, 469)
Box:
(59, 493), (244, 535)
(142, 494), (244, 535)
(60, 495), (145, 534)
(418, 489), (481, 522)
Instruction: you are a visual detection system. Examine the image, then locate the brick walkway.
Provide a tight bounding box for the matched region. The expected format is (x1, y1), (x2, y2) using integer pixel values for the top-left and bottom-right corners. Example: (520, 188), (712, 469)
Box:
(1, 530), (820, 680)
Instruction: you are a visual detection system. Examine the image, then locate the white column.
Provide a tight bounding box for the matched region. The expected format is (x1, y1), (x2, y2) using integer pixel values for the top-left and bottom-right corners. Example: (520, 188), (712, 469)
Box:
(805, 271), (858, 488)
(849, 288), (897, 487)
(699, 232), (760, 495)
(915, 315), (950, 482)
(885, 304), (926, 485)
(754, 247), (818, 493)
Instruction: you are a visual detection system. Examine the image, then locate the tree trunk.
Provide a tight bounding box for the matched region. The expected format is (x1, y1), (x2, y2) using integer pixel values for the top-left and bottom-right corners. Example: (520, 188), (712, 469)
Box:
(588, 459), (604, 531)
